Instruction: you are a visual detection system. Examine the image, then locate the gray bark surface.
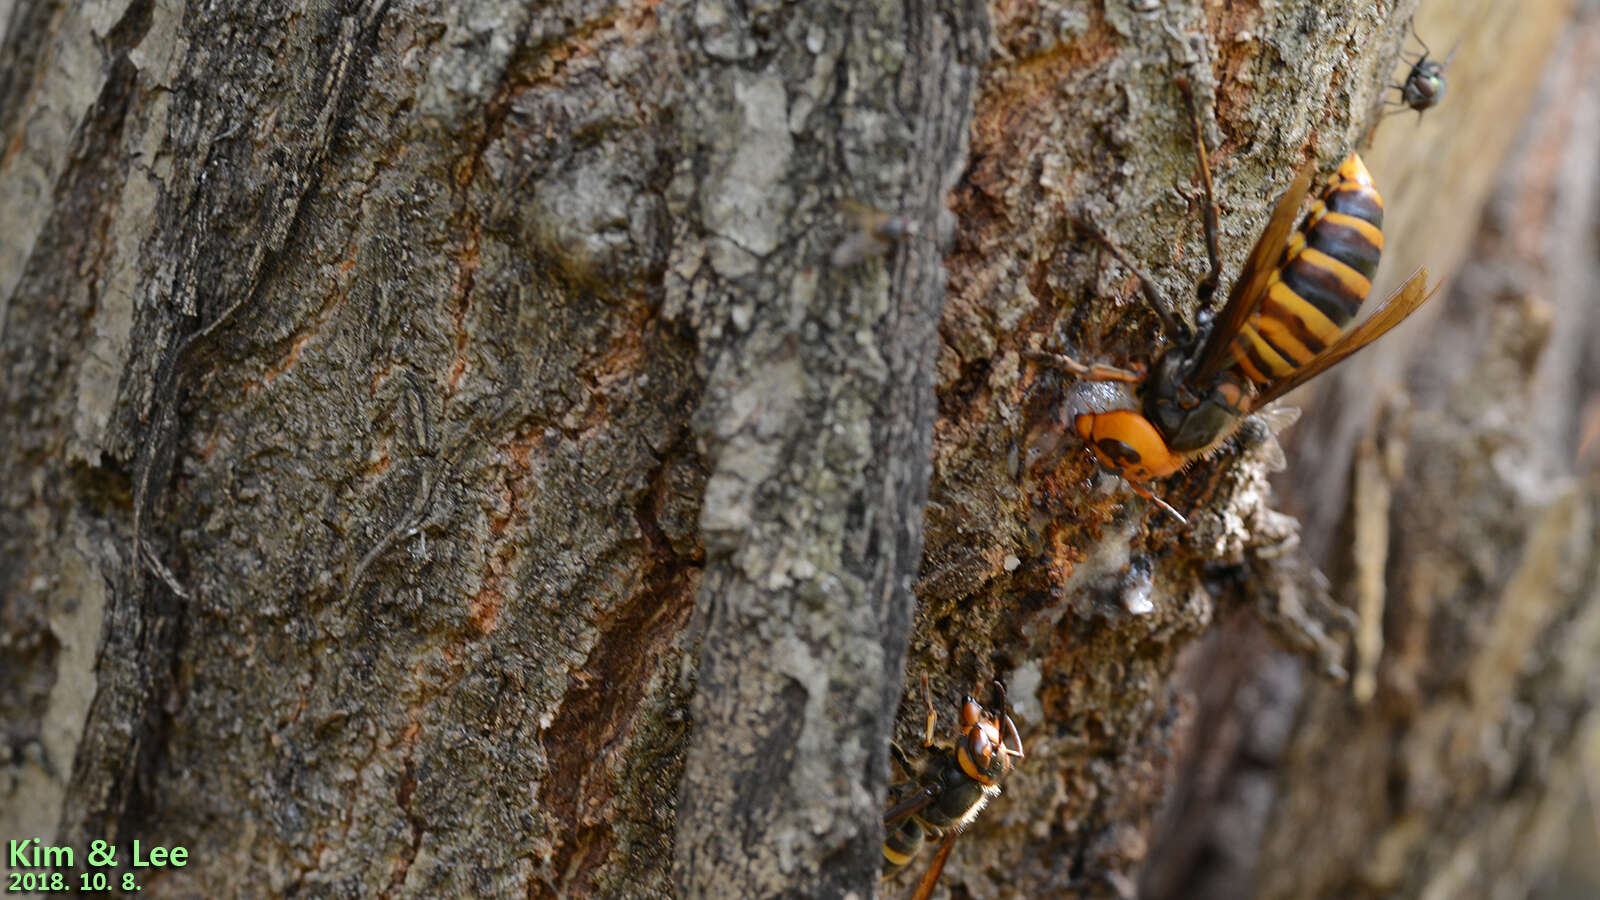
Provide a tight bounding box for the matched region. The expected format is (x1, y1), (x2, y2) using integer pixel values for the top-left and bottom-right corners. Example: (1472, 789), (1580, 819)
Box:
(667, 3), (985, 897)
(0, 0), (1592, 898)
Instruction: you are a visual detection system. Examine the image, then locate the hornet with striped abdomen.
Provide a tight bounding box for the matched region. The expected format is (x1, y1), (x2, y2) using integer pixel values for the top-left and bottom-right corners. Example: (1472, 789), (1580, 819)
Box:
(1033, 79), (1438, 522)
(882, 676), (1024, 900)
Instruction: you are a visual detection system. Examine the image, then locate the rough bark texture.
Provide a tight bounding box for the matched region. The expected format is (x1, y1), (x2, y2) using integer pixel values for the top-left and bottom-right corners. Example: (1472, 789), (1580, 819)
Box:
(889, 0), (1560, 897)
(1259, 7), (1600, 897)
(667, 3), (985, 897)
(1, 0), (1593, 898)
(1, 0), (982, 896)
(1142, 2), (1600, 899)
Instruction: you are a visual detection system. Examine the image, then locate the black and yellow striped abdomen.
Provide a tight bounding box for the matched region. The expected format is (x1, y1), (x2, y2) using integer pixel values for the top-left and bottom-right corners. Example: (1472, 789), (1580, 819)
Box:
(1228, 154), (1386, 387)
(881, 767), (996, 876)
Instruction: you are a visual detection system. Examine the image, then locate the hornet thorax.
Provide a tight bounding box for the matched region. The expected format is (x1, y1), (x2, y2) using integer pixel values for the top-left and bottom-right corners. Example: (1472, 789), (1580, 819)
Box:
(1141, 338), (1251, 456)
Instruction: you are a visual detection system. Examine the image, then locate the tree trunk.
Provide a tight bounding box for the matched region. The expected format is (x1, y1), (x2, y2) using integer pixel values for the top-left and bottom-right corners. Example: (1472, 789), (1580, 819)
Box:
(1143, 2), (1600, 899)
(0, 1), (1590, 899)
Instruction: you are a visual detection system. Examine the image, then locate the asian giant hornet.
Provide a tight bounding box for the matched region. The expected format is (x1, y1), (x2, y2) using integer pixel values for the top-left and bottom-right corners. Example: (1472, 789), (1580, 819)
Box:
(882, 675), (1024, 900)
(1033, 79), (1438, 522)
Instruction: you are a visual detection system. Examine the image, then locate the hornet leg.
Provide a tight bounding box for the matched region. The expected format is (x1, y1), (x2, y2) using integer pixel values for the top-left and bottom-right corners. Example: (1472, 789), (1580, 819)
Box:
(1024, 349), (1144, 383)
(1072, 216), (1188, 343)
(1125, 478), (1188, 525)
(1176, 75), (1222, 310)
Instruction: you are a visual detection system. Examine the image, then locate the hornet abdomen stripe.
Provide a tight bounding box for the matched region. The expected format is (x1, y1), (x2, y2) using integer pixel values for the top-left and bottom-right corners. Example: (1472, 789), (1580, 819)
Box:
(1320, 155), (1384, 226)
(1250, 305), (1318, 365)
(1280, 247), (1371, 327)
(1233, 323), (1294, 380)
(883, 819), (922, 869)
(1305, 211), (1383, 278)
(1227, 153), (1386, 391)
(1263, 281), (1341, 351)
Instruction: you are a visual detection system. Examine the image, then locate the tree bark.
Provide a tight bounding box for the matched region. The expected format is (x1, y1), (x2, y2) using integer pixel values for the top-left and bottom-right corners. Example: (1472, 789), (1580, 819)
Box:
(1143, 2), (1600, 899)
(0, 0), (1591, 899)
(667, 3), (984, 897)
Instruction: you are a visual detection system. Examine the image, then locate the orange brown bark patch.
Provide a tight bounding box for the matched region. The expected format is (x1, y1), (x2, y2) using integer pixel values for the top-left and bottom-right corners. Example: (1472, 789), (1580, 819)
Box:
(444, 215), (482, 396)
(262, 331), (314, 386)
(1202, 0), (1267, 151)
(468, 584), (504, 635)
(531, 490), (698, 899)
(469, 430), (536, 635)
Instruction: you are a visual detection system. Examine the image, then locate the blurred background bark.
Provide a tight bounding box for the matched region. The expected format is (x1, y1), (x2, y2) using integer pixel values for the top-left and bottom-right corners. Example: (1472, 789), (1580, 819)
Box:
(1145, 1), (1600, 898)
(0, 0), (1595, 897)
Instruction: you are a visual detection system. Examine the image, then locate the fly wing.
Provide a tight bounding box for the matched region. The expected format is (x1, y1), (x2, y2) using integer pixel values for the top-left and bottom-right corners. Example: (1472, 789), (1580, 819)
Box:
(1250, 403), (1302, 473)
(1188, 162), (1317, 387)
(1255, 403), (1303, 435)
(1244, 268), (1438, 411)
